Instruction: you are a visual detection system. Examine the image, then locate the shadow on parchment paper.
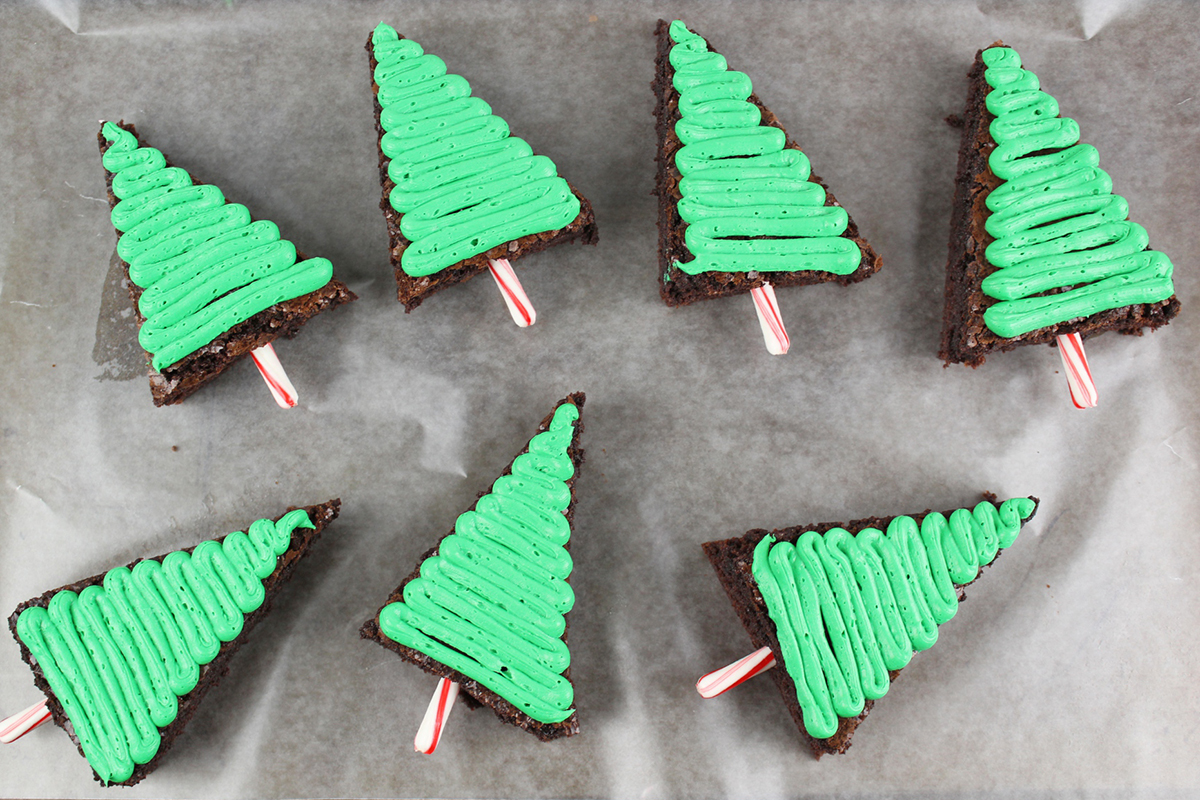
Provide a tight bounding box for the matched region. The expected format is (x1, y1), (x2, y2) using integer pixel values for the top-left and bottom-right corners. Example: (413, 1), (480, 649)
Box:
(92, 246), (145, 381)
(910, 50), (967, 362)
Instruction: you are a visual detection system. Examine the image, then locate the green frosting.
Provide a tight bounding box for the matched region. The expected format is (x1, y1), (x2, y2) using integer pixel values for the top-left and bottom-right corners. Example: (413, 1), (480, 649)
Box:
(15, 510), (315, 784)
(370, 23), (581, 277)
(100, 123), (334, 371)
(667, 20), (859, 276)
(378, 402), (580, 724)
(751, 498), (1036, 740)
(978, 47), (1174, 338)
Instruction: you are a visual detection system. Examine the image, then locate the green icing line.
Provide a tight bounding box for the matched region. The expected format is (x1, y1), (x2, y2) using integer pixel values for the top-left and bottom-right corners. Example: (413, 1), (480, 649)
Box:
(378, 403), (580, 724)
(751, 498), (1035, 740)
(15, 510), (314, 784)
(978, 47), (1174, 337)
(100, 123), (334, 371)
(666, 20), (858, 276)
(370, 23), (581, 278)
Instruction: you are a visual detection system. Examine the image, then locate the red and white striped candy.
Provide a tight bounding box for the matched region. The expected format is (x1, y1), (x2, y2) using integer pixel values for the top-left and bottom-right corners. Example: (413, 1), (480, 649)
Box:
(750, 283), (789, 355)
(250, 342), (298, 409)
(488, 259), (536, 327)
(0, 699), (51, 744)
(1056, 333), (1097, 409)
(696, 646), (777, 699)
(414, 678), (459, 754)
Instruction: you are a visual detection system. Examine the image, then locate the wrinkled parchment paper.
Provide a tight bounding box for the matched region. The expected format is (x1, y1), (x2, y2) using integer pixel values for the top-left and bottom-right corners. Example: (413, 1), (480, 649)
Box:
(2, 1), (1198, 797)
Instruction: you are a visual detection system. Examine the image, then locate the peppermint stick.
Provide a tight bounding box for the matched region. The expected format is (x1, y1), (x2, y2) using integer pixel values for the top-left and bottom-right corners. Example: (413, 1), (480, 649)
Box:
(488, 259), (536, 327)
(0, 699), (51, 744)
(696, 646), (776, 698)
(249, 342), (298, 408)
(414, 678), (459, 754)
(750, 283), (789, 355)
(1056, 333), (1097, 408)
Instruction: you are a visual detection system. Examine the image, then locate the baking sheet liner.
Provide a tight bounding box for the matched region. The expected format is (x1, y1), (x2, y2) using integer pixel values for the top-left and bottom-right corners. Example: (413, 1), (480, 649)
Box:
(2, 1), (1198, 797)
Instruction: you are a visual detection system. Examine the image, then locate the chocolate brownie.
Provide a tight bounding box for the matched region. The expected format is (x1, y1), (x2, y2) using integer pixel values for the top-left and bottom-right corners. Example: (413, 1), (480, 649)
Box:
(98, 122), (356, 406)
(702, 494), (1038, 758)
(361, 393), (585, 740)
(366, 28), (598, 311)
(939, 44), (1179, 366)
(8, 499), (341, 786)
(652, 19), (881, 307)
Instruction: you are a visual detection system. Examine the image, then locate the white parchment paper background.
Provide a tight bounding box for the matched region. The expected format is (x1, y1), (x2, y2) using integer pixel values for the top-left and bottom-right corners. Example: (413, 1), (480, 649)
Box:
(1, 1), (1198, 798)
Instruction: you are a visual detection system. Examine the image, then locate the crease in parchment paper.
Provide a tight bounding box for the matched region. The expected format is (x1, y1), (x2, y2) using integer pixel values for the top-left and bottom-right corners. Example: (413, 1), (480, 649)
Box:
(597, 635), (666, 800)
(6, 478), (53, 511)
(206, 627), (297, 797)
(976, 0), (1150, 40)
(1078, 0), (1151, 39)
(35, 0), (78, 32)
(309, 353), (470, 478)
(63, 179), (108, 205)
(92, 246), (145, 381)
(1163, 427), (1197, 469)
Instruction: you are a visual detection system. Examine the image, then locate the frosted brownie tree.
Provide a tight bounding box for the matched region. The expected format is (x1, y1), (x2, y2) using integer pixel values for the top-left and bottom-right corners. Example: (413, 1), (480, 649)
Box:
(653, 19), (881, 352)
(698, 496), (1038, 757)
(99, 122), (354, 406)
(940, 44), (1179, 407)
(6, 501), (340, 785)
(361, 395), (585, 750)
(368, 24), (598, 321)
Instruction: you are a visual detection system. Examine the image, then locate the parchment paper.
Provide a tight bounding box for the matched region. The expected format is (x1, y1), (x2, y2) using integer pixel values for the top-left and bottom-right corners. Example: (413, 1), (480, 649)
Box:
(2, 1), (1198, 798)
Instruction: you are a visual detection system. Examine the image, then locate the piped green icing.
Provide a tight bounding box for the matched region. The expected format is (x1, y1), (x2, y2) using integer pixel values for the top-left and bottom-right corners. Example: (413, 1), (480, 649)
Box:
(377, 402), (580, 724)
(666, 20), (858, 277)
(978, 47), (1174, 338)
(15, 509), (315, 784)
(750, 497), (1035, 740)
(370, 23), (581, 278)
(100, 123), (334, 371)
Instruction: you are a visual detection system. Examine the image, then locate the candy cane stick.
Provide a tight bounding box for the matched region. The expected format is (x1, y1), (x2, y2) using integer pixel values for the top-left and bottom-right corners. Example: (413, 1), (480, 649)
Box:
(414, 678), (459, 754)
(750, 283), (789, 355)
(488, 259), (536, 327)
(0, 699), (51, 744)
(696, 646), (777, 699)
(249, 342), (298, 409)
(1056, 333), (1097, 409)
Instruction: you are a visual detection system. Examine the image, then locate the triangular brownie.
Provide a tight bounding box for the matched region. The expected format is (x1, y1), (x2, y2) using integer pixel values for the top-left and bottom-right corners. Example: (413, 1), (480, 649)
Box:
(361, 393), (585, 740)
(652, 19), (881, 308)
(702, 495), (1038, 757)
(940, 43), (1178, 366)
(367, 24), (599, 311)
(7, 499), (341, 785)
(98, 122), (356, 405)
